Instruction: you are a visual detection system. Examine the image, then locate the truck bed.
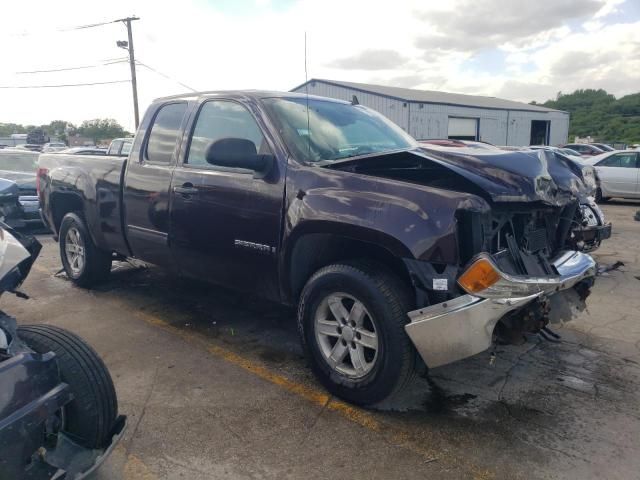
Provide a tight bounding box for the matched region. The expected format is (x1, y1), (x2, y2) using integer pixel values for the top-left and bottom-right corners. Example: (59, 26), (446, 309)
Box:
(38, 153), (129, 256)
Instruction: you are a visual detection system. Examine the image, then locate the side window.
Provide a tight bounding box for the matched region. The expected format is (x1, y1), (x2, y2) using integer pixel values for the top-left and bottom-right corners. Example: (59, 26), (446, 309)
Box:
(146, 103), (188, 163)
(617, 153), (638, 168)
(186, 101), (268, 167)
(597, 155), (621, 167)
(108, 140), (123, 156)
(121, 140), (132, 156)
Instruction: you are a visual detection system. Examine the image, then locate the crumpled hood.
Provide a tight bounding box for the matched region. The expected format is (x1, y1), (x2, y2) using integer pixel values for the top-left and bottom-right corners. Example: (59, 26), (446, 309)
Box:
(416, 147), (592, 205)
(327, 147), (593, 206)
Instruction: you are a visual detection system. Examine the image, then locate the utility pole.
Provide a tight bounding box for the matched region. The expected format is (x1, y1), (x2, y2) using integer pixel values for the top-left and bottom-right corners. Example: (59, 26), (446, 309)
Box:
(116, 16), (140, 128)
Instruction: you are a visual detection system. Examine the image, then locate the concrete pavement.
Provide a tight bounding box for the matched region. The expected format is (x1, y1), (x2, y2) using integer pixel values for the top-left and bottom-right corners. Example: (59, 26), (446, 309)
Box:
(4, 200), (640, 480)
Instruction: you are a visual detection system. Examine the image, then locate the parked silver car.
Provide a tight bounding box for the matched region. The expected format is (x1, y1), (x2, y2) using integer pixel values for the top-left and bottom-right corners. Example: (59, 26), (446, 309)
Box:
(583, 150), (640, 202)
(41, 142), (67, 153)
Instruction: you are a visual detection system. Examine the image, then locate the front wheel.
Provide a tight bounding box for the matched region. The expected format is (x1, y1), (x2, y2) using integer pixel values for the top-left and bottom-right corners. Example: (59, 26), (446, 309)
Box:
(59, 212), (112, 287)
(298, 261), (418, 406)
(595, 187), (609, 203)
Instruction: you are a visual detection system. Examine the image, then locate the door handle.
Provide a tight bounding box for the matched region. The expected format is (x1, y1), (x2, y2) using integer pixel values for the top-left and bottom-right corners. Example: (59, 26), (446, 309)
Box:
(173, 183), (199, 196)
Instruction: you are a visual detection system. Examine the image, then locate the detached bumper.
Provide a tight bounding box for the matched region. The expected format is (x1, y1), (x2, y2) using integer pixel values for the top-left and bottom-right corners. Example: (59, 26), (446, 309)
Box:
(405, 250), (597, 368)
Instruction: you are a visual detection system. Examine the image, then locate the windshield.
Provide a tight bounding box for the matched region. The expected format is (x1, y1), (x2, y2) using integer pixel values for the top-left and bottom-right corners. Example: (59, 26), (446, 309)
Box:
(0, 150), (39, 172)
(262, 97), (416, 163)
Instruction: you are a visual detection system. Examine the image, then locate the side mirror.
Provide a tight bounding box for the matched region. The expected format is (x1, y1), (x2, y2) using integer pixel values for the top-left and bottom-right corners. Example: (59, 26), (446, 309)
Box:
(205, 138), (272, 177)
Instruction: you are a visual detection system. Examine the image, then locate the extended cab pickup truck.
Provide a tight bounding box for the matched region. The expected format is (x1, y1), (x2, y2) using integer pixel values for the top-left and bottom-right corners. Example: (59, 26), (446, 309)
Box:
(38, 91), (611, 405)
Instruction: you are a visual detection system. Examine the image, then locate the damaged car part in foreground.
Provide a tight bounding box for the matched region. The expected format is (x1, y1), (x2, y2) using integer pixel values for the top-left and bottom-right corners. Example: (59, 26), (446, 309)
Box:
(38, 92), (611, 405)
(0, 223), (125, 479)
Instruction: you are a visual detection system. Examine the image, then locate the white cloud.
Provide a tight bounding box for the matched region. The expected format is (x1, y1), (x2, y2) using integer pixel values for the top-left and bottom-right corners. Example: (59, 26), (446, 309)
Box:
(594, 0), (626, 17)
(0, 0), (637, 131)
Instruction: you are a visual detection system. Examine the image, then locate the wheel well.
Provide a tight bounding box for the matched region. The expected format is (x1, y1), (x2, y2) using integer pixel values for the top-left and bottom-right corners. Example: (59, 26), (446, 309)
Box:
(51, 193), (83, 233)
(288, 233), (414, 306)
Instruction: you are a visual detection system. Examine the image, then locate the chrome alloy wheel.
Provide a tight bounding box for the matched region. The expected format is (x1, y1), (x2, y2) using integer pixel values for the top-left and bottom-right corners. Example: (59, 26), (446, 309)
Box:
(314, 293), (379, 378)
(64, 227), (85, 276)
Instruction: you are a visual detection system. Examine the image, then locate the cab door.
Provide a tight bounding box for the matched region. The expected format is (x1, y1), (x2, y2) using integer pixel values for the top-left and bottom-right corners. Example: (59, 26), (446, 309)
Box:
(122, 101), (190, 267)
(169, 99), (285, 301)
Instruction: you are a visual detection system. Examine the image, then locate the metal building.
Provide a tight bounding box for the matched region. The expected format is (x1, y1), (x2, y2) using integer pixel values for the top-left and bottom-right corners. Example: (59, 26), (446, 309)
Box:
(291, 79), (569, 146)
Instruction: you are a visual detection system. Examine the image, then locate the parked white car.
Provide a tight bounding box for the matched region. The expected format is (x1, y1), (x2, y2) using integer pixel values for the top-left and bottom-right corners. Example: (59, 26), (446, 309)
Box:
(583, 151), (640, 202)
(41, 142), (67, 153)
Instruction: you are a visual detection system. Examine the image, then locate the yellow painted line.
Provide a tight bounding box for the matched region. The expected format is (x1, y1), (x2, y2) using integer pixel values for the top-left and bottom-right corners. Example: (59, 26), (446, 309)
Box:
(123, 453), (158, 480)
(28, 262), (494, 478)
(134, 309), (495, 479)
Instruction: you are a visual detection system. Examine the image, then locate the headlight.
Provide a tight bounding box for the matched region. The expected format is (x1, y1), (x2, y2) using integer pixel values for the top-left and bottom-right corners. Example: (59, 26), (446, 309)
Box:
(586, 198), (606, 224)
(580, 205), (600, 226)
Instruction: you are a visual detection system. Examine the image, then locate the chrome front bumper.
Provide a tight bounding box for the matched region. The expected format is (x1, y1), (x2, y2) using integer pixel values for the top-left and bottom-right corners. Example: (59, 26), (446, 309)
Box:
(405, 251), (597, 368)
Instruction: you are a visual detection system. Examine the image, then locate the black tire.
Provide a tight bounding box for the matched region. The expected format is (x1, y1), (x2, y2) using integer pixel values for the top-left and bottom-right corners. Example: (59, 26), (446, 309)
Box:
(298, 261), (418, 406)
(59, 212), (111, 287)
(17, 324), (118, 448)
(595, 188), (609, 203)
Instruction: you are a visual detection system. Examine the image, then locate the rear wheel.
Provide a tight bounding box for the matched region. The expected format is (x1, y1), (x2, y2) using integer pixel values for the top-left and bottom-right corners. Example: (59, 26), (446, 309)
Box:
(298, 261), (417, 406)
(17, 324), (118, 448)
(59, 212), (111, 287)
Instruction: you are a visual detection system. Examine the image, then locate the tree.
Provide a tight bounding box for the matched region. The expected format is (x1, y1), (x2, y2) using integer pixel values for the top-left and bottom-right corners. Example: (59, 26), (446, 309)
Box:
(77, 119), (128, 143)
(0, 123), (27, 136)
(541, 89), (640, 144)
(44, 120), (76, 143)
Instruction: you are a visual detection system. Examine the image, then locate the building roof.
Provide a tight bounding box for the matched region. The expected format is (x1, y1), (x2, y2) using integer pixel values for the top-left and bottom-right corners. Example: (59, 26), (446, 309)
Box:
(293, 79), (565, 114)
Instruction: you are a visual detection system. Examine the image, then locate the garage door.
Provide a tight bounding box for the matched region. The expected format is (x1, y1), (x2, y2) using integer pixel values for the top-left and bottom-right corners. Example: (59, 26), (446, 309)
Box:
(448, 117), (478, 140)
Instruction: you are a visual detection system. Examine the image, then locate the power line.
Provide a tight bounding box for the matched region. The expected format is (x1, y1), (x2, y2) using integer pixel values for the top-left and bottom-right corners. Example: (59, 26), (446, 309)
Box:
(6, 16), (137, 37)
(16, 59), (128, 74)
(58, 19), (120, 31)
(135, 60), (197, 92)
(0, 80), (130, 89)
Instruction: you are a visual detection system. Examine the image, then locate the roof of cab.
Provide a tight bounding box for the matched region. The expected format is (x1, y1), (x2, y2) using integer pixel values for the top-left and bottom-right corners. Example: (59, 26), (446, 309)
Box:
(153, 90), (350, 104)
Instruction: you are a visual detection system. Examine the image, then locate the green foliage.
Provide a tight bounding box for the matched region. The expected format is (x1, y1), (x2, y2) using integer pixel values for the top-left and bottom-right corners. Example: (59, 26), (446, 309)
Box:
(0, 119), (128, 144)
(540, 89), (640, 145)
(0, 123), (27, 136)
(77, 118), (127, 143)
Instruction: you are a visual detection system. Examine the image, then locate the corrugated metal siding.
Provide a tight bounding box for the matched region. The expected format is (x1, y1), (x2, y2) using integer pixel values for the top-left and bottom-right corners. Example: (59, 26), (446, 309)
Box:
(292, 81), (570, 146)
(296, 81), (409, 131)
(407, 104), (509, 143)
(506, 111), (570, 146)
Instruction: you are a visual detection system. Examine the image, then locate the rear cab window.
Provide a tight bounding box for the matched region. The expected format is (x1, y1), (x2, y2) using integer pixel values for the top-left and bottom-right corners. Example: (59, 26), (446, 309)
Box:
(145, 102), (189, 164)
(121, 140), (133, 156)
(107, 140), (123, 156)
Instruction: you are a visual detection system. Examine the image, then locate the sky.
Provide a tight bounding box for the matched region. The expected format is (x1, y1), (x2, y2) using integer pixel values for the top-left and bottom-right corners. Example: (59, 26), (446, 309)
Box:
(1, 0), (638, 131)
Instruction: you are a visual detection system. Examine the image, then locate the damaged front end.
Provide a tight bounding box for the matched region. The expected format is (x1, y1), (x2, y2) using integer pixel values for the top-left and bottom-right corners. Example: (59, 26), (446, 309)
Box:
(327, 147), (611, 369)
(405, 201), (606, 368)
(405, 250), (596, 367)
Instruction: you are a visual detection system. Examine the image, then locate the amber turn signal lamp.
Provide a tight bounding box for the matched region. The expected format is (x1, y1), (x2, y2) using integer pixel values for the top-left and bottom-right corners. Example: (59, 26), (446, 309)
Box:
(458, 258), (501, 293)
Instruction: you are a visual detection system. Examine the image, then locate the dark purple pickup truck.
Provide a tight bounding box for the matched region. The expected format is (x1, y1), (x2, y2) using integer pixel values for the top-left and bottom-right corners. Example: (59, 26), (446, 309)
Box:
(38, 91), (611, 405)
